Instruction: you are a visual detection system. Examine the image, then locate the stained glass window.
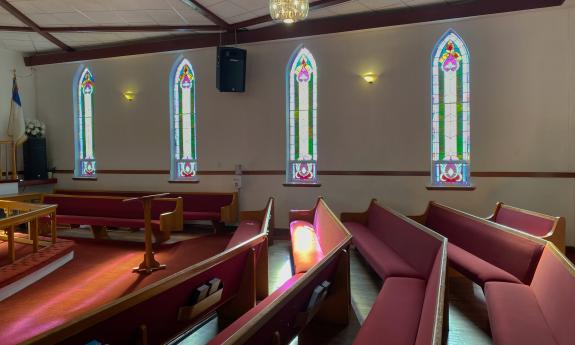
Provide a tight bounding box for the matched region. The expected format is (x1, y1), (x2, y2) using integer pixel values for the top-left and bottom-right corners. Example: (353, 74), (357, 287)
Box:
(74, 67), (96, 178)
(286, 47), (318, 184)
(170, 58), (197, 180)
(431, 30), (471, 187)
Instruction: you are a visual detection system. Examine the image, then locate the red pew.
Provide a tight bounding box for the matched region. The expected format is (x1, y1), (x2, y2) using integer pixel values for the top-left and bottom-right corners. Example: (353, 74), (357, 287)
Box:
(412, 202), (544, 287)
(341, 200), (447, 345)
(413, 202), (575, 345)
(55, 189), (239, 226)
(487, 202), (566, 253)
(206, 198), (352, 345)
(24, 198), (273, 345)
(485, 243), (575, 345)
(42, 193), (182, 243)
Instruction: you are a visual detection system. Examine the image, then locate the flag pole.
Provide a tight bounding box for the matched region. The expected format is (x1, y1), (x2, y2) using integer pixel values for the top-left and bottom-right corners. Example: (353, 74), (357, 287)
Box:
(9, 70), (17, 180)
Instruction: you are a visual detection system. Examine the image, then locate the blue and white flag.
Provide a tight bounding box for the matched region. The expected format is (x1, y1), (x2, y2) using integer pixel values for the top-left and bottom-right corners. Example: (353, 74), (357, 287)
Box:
(7, 76), (27, 145)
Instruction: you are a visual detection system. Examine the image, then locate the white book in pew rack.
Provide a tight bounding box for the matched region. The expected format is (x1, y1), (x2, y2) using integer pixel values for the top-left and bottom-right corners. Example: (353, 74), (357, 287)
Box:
(208, 278), (221, 295)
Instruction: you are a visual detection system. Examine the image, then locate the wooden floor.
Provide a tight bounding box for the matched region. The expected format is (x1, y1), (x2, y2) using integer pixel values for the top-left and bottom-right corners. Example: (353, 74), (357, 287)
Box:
(178, 240), (493, 345)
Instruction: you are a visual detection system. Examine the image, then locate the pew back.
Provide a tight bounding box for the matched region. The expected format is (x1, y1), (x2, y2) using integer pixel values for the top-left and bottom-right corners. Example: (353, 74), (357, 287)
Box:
(54, 189), (238, 223)
(529, 244), (575, 345)
(367, 201), (444, 279)
(43, 194), (179, 219)
(489, 202), (565, 253)
(424, 202), (545, 284)
(24, 200), (273, 345)
(344, 200), (447, 345)
(208, 198), (352, 345)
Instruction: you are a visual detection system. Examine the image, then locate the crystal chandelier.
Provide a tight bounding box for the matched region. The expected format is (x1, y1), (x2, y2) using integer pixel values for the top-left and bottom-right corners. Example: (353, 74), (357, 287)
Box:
(269, 0), (309, 24)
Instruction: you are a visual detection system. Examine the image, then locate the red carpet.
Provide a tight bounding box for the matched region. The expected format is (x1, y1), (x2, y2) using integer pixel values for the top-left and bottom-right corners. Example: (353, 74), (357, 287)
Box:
(0, 241), (34, 267)
(0, 234), (231, 345)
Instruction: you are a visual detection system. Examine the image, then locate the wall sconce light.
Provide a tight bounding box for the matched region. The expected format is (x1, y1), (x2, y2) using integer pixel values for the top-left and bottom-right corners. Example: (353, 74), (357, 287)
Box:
(122, 90), (136, 102)
(362, 73), (377, 84)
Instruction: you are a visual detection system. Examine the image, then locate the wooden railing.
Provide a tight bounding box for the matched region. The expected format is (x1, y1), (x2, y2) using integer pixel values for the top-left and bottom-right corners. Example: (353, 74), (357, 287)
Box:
(0, 200), (57, 264)
(0, 140), (17, 181)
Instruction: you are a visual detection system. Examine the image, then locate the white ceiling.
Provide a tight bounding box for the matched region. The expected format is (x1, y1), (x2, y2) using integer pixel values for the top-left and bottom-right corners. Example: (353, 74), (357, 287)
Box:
(0, 0), (451, 53)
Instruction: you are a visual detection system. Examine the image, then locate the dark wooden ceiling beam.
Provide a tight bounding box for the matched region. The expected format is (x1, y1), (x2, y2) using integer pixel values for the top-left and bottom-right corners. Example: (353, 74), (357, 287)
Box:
(24, 0), (565, 66)
(181, 0), (231, 30)
(231, 0), (353, 29)
(0, 24), (222, 33)
(0, 25), (32, 32)
(47, 25), (222, 32)
(0, 0), (73, 51)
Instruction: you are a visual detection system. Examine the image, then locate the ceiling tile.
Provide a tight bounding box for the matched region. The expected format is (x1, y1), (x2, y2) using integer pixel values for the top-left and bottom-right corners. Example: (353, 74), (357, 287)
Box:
(28, 13), (66, 26)
(229, 0), (268, 11)
(306, 7), (337, 19)
(9, 1), (45, 15)
(27, 0), (75, 14)
(359, 0), (405, 11)
(116, 10), (158, 25)
(0, 13), (27, 26)
(402, 0), (446, 7)
(83, 11), (128, 25)
(51, 12), (93, 25)
(146, 9), (186, 25)
(194, 0), (226, 7)
(95, 0), (171, 11)
(328, 1), (371, 15)
(0, 31), (32, 40)
(65, 0), (109, 12)
(207, 1), (246, 21)
(228, 6), (269, 24)
(1, 38), (36, 53)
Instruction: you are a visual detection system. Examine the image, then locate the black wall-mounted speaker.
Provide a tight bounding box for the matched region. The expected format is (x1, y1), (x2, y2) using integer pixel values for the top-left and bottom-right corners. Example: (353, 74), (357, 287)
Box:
(23, 137), (48, 180)
(216, 46), (246, 92)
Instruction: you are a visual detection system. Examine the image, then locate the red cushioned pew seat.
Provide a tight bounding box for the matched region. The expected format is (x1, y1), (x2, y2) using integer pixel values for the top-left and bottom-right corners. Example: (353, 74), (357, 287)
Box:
(290, 220), (325, 274)
(353, 277), (427, 345)
(486, 246), (575, 345)
(420, 202), (544, 287)
(448, 243), (522, 285)
(344, 222), (421, 279)
(207, 198), (352, 345)
(341, 200), (447, 345)
(485, 281), (558, 345)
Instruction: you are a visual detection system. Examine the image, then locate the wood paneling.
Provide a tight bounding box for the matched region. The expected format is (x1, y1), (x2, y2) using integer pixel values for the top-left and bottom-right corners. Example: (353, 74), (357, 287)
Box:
(54, 169), (575, 178)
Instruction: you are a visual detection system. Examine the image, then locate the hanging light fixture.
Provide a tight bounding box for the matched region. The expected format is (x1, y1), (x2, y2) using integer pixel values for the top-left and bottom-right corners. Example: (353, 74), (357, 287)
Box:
(269, 0), (309, 24)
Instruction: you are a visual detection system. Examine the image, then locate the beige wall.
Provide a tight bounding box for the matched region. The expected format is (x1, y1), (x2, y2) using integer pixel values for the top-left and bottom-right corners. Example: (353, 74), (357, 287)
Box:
(0, 48), (36, 140)
(33, 5), (575, 245)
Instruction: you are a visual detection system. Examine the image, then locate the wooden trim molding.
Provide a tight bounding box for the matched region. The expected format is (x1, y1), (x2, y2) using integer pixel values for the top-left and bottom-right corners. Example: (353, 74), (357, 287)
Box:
(283, 183), (322, 187)
(426, 185), (476, 191)
(55, 169), (575, 179)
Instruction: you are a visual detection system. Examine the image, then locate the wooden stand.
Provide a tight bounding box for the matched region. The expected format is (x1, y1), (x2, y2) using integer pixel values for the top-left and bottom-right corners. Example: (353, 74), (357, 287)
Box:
(123, 193), (169, 274)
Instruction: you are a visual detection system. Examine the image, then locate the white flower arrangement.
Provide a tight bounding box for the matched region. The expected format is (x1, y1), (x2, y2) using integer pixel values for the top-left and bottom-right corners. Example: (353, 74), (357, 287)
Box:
(25, 119), (46, 138)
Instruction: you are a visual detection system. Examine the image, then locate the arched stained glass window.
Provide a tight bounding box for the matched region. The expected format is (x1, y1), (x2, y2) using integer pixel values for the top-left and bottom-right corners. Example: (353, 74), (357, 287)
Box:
(286, 47), (318, 184)
(170, 58), (197, 180)
(74, 67), (96, 178)
(431, 30), (471, 187)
